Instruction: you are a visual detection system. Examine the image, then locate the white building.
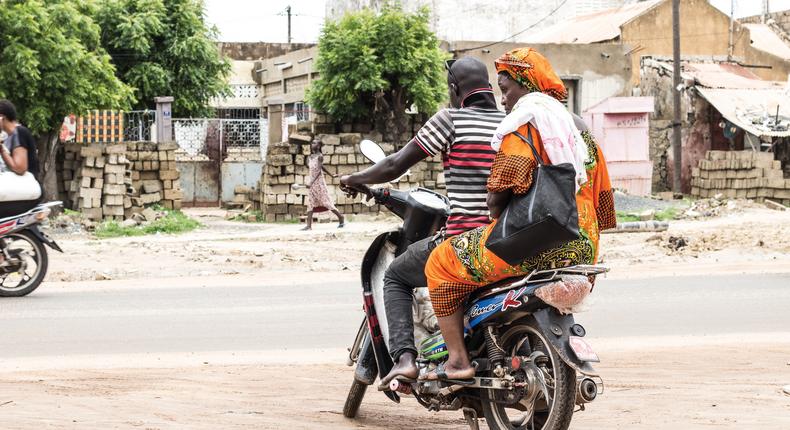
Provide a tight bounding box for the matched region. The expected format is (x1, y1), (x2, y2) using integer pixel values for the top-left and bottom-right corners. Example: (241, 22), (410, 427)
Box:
(325, 0), (633, 42)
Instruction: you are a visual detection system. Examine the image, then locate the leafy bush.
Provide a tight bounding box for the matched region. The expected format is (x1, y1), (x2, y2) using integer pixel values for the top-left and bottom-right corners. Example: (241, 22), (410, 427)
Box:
(94, 209), (200, 238)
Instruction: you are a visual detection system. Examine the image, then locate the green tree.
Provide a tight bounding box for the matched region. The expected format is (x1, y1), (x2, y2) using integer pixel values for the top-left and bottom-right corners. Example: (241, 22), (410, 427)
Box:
(307, 4), (447, 142)
(94, 0), (230, 117)
(0, 0), (133, 199)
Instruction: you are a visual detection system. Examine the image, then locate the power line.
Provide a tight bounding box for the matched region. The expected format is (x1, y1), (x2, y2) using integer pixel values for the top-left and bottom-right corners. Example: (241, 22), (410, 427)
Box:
(451, 0), (570, 53)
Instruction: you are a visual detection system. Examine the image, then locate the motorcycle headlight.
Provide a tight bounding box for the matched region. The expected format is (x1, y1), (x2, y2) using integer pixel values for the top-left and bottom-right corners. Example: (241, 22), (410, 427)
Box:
(534, 275), (592, 314)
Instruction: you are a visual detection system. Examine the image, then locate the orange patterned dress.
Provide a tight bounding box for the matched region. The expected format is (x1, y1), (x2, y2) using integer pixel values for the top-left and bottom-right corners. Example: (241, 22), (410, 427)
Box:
(425, 124), (615, 317)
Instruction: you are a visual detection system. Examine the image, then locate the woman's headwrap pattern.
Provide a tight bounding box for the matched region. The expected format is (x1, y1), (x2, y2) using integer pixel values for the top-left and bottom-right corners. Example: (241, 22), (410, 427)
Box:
(495, 48), (568, 102)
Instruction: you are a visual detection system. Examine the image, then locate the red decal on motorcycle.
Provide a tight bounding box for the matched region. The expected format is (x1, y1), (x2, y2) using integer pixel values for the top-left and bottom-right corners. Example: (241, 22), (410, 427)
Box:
(0, 220), (15, 234)
(501, 287), (526, 312)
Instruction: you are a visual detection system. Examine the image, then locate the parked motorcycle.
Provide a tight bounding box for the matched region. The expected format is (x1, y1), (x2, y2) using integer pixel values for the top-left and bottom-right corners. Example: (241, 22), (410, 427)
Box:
(343, 141), (606, 430)
(0, 201), (63, 297)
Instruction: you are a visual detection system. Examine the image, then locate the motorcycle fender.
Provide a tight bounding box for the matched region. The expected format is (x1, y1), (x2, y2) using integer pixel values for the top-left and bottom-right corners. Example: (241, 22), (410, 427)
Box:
(532, 308), (599, 377)
(360, 231), (399, 403)
(353, 334), (378, 385)
(28, 225), (63, 253)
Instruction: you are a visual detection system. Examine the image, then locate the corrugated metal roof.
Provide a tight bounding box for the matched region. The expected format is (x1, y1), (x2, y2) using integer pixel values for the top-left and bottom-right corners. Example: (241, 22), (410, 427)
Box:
(683, 62), (781, 89)
(743, 23), (790, 61)
(697, 87), (790, 137)
(525, 0), (662, 44)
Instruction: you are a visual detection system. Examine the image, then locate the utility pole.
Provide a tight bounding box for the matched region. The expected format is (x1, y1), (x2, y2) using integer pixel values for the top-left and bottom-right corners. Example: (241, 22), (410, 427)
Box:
(763, 0), (770, 22)
(672, 0), (682, 194)
(727, 0), (735, 61)
(286, 5), (292, 44)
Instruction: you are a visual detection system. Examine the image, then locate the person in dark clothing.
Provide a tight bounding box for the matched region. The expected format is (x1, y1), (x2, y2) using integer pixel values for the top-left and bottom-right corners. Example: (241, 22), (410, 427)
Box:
(0, 100), (42, 219)
(340, 57), (505, 387)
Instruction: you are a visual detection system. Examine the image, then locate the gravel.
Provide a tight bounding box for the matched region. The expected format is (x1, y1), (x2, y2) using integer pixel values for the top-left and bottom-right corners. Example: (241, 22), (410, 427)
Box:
(613, 191), (689, 214)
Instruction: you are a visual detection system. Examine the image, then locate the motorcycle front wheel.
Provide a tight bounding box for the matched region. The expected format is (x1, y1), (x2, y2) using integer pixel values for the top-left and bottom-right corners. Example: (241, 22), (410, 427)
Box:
(0, 231), (48, 297)
(480, 319), (576, 430)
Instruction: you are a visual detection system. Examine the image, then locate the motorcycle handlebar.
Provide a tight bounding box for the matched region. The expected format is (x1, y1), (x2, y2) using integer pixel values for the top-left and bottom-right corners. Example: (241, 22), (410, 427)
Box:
(340, 184), (389, 204)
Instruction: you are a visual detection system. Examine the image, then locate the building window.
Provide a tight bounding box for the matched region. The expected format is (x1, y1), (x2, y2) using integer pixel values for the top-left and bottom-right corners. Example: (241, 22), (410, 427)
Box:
(561, 77), (582, 115)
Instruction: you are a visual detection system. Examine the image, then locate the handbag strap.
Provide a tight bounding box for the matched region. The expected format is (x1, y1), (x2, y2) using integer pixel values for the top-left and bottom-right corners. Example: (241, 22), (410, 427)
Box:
(512, 130), (544, 167)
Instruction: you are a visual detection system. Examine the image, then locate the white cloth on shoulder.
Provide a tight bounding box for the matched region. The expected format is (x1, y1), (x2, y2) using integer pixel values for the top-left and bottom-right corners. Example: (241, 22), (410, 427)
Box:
(491, 92), (588, 191)
(0, 172), (41, 202)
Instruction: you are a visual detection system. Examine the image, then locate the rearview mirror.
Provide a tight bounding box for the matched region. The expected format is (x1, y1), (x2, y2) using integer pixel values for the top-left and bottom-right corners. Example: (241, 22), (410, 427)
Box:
(360, 139), (386, 163)
(358, 139), (411, 183)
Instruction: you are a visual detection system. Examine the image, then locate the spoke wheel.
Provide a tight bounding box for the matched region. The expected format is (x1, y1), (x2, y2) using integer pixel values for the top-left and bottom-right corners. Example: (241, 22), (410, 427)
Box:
(480, 319), (576, 430)
(0, 231), (48, 297)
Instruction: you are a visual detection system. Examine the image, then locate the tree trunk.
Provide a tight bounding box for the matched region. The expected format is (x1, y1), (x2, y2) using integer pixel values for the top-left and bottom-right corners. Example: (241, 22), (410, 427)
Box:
(36, 131), (62, 204)
(373, 85), (410, 147)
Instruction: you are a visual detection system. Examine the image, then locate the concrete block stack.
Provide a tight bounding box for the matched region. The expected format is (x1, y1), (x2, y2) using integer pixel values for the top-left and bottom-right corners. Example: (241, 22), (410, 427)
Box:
(228, 185), (260, 210)
(691, 150), (790, 205)
(126, 142), (183, 211)
(60, 144), (130, 221)
(59, 142), (184, 221)
(259, 131), (445, 222)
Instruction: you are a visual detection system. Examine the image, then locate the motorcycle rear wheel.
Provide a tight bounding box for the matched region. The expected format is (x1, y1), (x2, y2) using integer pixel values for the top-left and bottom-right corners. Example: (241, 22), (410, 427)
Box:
(480, 320), (576, 430)
(0, 231), (48, 297)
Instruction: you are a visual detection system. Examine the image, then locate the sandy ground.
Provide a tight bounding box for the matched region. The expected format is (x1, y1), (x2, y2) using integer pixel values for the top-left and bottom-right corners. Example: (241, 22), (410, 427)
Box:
(1, 337), (788, 429)
(45, 204), (790, 284)
(5, 204), (788, 429)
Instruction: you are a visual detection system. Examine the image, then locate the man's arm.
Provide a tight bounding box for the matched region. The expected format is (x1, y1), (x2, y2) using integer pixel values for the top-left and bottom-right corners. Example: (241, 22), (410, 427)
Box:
(1, 145), (28, 175)
(341, 140), (427, 189)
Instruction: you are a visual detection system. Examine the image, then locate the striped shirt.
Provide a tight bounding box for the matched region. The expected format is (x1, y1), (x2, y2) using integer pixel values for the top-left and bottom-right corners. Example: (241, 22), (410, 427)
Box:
(413, 107), (506, 236)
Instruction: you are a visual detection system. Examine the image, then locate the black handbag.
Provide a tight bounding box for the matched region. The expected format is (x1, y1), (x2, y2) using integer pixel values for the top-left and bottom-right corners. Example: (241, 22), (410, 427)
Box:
(484, 130), (580, 266)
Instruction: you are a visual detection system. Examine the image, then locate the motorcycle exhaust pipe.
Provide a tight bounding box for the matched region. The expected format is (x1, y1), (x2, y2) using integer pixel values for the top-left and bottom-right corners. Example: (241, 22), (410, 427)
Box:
(577, 378), (597, 403)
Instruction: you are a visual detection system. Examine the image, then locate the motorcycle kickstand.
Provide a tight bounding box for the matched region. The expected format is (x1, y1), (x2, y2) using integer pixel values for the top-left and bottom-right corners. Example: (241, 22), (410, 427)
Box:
(462, 407), (479, 430)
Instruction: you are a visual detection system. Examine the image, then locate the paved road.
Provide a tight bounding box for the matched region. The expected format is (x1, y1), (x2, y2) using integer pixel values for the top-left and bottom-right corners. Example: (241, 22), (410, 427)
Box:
(1, 274), (788, 359)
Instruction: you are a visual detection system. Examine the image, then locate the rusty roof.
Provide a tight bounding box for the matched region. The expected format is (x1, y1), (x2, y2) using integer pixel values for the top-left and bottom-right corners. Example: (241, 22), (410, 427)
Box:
(525, 0), (662, 44)
(697, 87), (790, 137)
(682, 62), (782, 89)
(742, 23), (790, 61)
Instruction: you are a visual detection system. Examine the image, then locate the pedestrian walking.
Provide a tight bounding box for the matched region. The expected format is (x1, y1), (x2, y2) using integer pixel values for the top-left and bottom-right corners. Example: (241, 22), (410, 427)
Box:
(302, 138), (344, 230)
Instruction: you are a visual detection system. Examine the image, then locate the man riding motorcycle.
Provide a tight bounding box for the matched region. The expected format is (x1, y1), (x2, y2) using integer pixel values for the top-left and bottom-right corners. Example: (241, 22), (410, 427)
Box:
(340, 56), (505, 387)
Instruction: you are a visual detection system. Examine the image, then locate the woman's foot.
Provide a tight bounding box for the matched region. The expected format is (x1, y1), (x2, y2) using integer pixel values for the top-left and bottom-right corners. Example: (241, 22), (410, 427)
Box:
(419, 361), (475, 381)
(300, 225), (311, 231)
(337, 222), (345, 228)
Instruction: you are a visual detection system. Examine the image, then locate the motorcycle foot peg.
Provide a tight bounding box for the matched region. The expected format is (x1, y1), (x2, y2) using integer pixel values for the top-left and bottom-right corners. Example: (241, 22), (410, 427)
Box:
(389, 379), (413, 395)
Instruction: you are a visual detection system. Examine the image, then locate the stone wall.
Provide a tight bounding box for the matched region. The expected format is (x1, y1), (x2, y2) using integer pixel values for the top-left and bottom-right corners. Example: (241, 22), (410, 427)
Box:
(741, 10), (790, 42)
(218, 42), (314, 61)
(691, 150), (790, 205)
(259, 118), (445, 222)
(59, 142), (183, 221)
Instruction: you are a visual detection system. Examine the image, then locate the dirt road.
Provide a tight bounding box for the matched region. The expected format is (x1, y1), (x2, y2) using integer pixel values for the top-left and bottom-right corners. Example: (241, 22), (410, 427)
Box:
(0, 205), (787, 429)
(1, 339), (788, 429)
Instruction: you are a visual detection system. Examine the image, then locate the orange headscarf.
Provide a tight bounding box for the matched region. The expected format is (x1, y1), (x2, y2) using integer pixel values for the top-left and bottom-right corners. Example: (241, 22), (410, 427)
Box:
(495, 48), (567, 101)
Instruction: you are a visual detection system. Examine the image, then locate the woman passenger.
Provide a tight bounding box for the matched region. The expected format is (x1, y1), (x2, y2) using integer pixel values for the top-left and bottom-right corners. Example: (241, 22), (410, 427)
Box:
(420, 48), (616, 381)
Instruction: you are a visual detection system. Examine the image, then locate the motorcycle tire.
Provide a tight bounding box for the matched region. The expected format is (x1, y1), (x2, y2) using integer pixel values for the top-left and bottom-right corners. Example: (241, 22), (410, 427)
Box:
(0, 231), (48, 297)
(480, 320), (576, 430)
(342, 379), (367, 418)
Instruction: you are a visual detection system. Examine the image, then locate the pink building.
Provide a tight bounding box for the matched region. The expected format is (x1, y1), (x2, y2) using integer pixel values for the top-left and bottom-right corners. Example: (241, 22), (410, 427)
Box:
(584, 97), (655, 196)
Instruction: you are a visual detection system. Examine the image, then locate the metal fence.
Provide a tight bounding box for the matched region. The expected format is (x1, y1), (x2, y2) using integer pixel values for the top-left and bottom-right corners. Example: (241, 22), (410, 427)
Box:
(123, 110), (156, 142)
(173, 117), (268, 160)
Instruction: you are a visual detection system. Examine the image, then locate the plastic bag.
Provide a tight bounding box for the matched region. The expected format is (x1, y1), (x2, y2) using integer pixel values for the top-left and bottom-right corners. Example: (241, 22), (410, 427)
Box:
(0, 172), (41, 202)
(534, 275), (592, 314)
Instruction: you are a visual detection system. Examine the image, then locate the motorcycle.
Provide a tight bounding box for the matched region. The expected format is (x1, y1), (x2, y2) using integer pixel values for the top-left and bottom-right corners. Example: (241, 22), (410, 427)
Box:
(0, 201), (63, 297)
(343, 141), (606, 430)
